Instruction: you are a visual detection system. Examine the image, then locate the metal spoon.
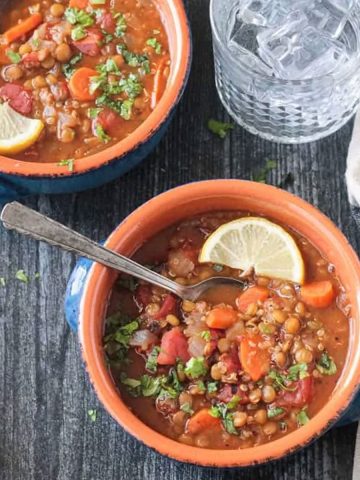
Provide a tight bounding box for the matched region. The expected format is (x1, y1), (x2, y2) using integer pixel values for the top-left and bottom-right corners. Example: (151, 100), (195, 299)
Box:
(1, 202), (246, 301)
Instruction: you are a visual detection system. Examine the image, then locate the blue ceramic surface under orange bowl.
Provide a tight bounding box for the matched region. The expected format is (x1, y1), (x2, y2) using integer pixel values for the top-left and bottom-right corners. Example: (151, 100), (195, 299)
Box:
(0, 0), (192, 205)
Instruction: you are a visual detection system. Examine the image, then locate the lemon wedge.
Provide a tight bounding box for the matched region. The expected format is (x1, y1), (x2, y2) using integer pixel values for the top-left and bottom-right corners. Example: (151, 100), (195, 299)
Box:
(0, 102), (44, 155)
(199, 217), (305, 284)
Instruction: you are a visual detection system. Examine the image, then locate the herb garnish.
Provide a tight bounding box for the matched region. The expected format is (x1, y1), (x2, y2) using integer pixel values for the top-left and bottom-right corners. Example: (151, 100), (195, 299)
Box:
(206, 381), (218, 393)
(57, 158), (75, 172)
(146, 37), (162, 54)
(208, 119), (234, 139)
(65, 7), (94, 27)
(15, 270), (29, 283)
(118, 73), (143, 98)
(121, 368), (183, 400)
(87, 409), (97, 422)
(114, 13), (127, 37)
(180, 403), (194, 415)
(62, 53), (83, 79)
(297, 408), (310, 426)
(200, 330), (211, 342)
(251, 159), (277, 183)
(116, 44), (150, 73)
(6, 50), (21, 64)
(210, 402), (238, 435)
(145, 346), (160, 373)
(316, 352), (337, 376)
(95, 123), (111, 143)
(267, 406), (285, 418)
(184, 357), (208, 379)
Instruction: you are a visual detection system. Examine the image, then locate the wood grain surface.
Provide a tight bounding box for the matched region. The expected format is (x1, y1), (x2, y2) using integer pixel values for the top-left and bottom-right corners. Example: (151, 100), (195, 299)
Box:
(1, 1), (359, 479)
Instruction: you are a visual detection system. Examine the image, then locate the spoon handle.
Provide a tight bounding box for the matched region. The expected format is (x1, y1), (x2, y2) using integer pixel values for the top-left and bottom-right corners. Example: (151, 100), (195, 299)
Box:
(1, 202), (185, 297)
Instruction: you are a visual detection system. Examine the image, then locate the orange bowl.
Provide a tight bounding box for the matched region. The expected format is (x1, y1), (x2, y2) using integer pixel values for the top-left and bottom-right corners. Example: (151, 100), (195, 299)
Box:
(0, 0), (191, 203)
(78, 180), (360, 467)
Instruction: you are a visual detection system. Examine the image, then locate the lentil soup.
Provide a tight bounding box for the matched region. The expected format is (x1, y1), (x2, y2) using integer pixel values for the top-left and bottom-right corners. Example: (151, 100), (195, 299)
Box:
(103, 212), (349, 450)
(0, 0), (170, 162)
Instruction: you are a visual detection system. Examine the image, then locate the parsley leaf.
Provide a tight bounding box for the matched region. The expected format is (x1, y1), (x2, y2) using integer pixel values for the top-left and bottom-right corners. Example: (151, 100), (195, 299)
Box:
(87, 409), (97, 422)
(57, 158), (75, 172)
(316, 352), (337, 376)
(297, 409), (310, 426)
(287, 363), (309, 381)
(15, 270), (29, 283)
(95, 123), (111, 143)
(210, 403), (238, 435)
(180, 402), (194, 415)
(208, 119), (234, 139)
(120, 99), (134, 120)
(200, 330), (211, 342)
(71, 25), (87, 41)
(62, 53), (83, 79)
(268, 370), (296, 392)
(88, 107), (103, 119)
(212, 264), (224, 272)
(267, 406), (285, 418)
(145, 346), (160, 373)
(207, 381), (218, 393)
(65, 7), (94, 26)
(6, 50), (21, 64)
(146, 37), (162, 54)
(227, 395), (240, 409)
(114, 13), (127, 37)
(118, 73), (143, 98)
(113, 320), (139, 347)
(184, 357), (208, 379)
(252, 159), (277, 183)
(116, 44), (150, 73)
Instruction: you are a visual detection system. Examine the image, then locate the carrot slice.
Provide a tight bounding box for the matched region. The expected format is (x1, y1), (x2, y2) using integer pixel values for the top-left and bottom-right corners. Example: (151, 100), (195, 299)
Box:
(300, 281), (335, 308)
(69, 0), (88, 7)
(68, 67), (98, 101)
(236, 286), (269, 313)
(2, 14), (43, 45)
(240, 335), (270, 382)
(186, 409), (221, 435)
(206, 306), (238, 329)
(0, 47), (9, 65)
(150, 56), (169, 110)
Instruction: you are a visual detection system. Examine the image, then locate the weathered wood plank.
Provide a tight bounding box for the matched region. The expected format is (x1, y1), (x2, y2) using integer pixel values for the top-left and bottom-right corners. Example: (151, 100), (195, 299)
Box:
(0, 0), (359, 479)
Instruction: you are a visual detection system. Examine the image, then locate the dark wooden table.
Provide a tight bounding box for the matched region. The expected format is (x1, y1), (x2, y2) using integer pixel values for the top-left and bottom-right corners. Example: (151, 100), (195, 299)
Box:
(1, 1), (360, 479)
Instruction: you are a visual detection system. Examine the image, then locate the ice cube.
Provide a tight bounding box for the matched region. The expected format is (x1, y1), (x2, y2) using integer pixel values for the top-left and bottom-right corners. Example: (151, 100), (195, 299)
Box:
(258, 20), (348, 79)
(327, 0), (354, 13)
(305, 0), (348, 37)
(238, 0), (288, 27)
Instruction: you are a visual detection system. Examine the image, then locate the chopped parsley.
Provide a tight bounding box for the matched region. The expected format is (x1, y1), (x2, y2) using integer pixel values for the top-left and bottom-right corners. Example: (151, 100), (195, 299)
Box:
(122, 369), (183, 400)
(116, 44), (150, 73)
(34, 272), (41, 279)
(145, 346), (160, 373)
(71, 25), (87, 41)
(65, 7), (94, 27)
(206, 381), (218, 393)
(227, 395), (240, 409)
(90, 0), (106, 4)
(88, 107), (103, 119)
(316, 352), (337, 376)
(287, 363), (309, 381)
(259, 323), (274, 335)
(200, 330), (211, 342)
(184, 357), (208, 379)
(102, 31), (114, 44)
(195, 380), (206, 393)
(95, 123), (111, 143)
(32, 38), (40, 48)
(267, 406), (285, 418)
(210, 402), (238, 435)
(297, 409), (310, 426)
(180, 402), (194, 415)
(146, 37), (162, 54)
(269, 364), (308, 391)
(57, 158), (75, 172)
(114, 13), (127, 37)
(98, 58), (121, 74)
(112, 320), (139, 347)
(268, 370), (296, 392)
(120, 99), (134, 120)
(0, 277), (5, 287)
(6, 50), (21, 64)
(118, 73), (143, 98)
(15, 270), (29, 283)
(212, 264), (224, 272)
(208, 119), (234, 139)
(62, 53), (83, 79)
(252, 159), (277, 183)
(87, 409), (97, 422)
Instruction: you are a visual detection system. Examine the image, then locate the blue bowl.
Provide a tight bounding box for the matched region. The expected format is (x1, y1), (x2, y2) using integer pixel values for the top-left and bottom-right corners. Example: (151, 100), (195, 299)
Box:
(0, 0), (192, 205)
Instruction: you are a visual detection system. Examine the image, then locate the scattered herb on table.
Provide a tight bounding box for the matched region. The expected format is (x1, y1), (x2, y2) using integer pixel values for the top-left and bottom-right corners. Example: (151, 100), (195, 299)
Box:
(0, 277), (5, 287)
(207, 119), (234, 139)
(15, 270), (29, 283)
(252, 159), (277, 183)
(278, 172), (295, 189)
(87, 409), (97, 422)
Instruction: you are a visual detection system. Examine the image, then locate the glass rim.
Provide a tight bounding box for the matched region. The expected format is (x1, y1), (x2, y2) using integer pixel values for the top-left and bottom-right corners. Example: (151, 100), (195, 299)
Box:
(209, 0), (360, 86)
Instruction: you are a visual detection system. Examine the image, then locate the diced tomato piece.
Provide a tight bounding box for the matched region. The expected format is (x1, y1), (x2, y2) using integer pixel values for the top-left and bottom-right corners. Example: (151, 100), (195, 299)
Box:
(98, 109), (123, 136)
(157, 327), (190, 365)
(73, 29), (102, 56)
(22, 52), (40, 69)
(277, 377), (314, 407)
(97, 12), (115, 33)
(0, 84), (32, 115)
(153, 294), (177, 320)
(134, 285), (152, 308)
(219, 347), (241, 374)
